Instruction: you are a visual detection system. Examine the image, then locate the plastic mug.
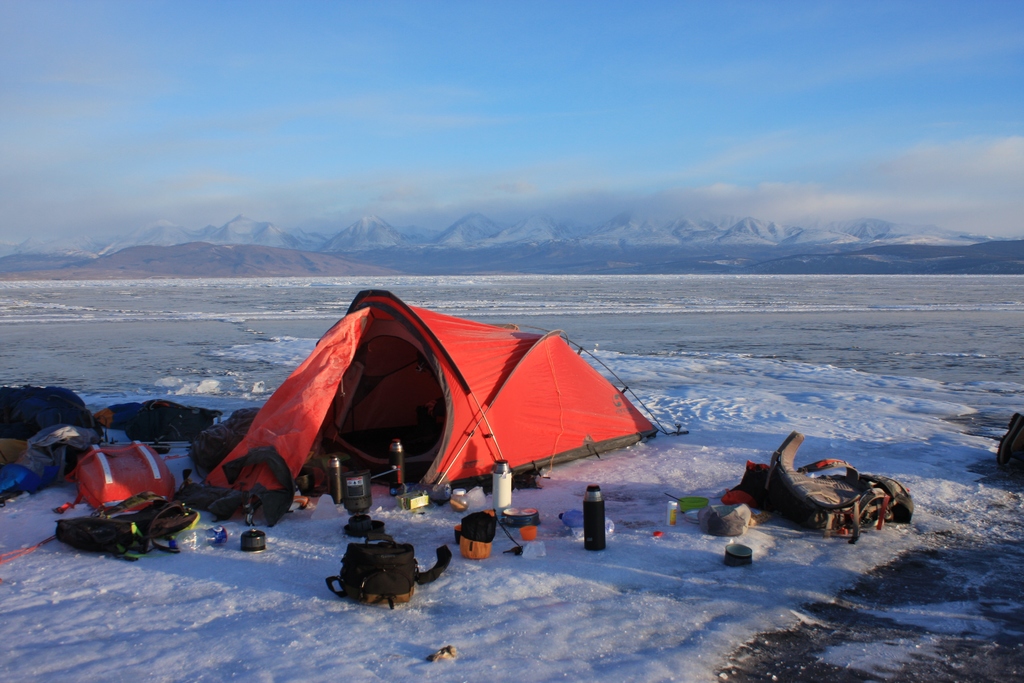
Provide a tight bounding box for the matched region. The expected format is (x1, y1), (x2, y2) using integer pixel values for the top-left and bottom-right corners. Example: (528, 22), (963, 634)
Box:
(520, 525), (537, 541)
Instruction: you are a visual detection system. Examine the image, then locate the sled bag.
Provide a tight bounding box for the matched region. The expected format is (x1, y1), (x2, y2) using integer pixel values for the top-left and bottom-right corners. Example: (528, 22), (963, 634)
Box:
(325, 533), (451, 609)
(68, 442), (175, 508)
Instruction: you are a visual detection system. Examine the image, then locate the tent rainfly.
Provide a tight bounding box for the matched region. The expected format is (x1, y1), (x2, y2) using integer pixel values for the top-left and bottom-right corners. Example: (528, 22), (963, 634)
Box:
(207, 290), (655, 499)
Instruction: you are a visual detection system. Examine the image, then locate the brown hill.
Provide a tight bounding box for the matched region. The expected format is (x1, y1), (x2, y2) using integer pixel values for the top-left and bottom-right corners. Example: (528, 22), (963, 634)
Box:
(0, 242), (398, 279)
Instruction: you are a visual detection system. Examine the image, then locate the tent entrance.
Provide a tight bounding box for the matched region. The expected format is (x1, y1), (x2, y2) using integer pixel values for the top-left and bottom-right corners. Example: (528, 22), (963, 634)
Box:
(322, 331), (446, 479)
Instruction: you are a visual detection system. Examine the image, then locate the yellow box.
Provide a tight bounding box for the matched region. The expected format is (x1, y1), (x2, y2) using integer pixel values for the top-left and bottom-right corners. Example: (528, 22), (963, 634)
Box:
(397, 491), (430, 511)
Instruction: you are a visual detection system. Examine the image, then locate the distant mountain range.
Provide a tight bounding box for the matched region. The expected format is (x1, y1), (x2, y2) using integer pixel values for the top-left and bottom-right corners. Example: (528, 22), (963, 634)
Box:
(0, 242), (395, 279)
(1, 212), (1022, 277)
(750, 239), (1024, 275)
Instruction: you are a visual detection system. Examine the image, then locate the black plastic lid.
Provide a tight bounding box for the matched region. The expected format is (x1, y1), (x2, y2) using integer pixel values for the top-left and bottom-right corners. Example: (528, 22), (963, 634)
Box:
(240, 528), (267, 552)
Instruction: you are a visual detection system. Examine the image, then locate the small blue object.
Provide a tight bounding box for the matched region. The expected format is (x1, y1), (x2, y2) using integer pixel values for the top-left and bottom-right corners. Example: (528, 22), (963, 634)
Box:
(559, 509), (584, 528)
(0, 464), (42, 494)
(206, 526), (228, 545)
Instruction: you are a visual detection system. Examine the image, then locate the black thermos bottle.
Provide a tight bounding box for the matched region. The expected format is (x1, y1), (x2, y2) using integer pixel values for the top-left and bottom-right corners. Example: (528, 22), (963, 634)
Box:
(389, 439), (405, 495)
(583, 484), (605, 550)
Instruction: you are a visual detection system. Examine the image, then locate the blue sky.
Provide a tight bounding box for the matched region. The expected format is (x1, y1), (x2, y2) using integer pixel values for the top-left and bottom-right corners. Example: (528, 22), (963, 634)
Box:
(1, 1), (1022, 242)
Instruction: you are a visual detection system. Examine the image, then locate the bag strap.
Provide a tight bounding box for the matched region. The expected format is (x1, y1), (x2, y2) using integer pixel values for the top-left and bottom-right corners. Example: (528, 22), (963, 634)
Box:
(325, 575), (347, 598)
(415, 545), (452, 585)
(834, 487), (888, 545)
(143, 501), (194, 553)
(95, 491), (166, 518)
(798, 459), (860, 490)
(766, 431), (804, 491)
(797, 458), (856, 476)
(114, 521), (148, 560)
(364, 531), (395, 545)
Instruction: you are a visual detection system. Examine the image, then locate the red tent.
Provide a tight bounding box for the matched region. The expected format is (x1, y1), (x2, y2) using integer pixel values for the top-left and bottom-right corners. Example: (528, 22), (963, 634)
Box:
(207, 290), (655, 496)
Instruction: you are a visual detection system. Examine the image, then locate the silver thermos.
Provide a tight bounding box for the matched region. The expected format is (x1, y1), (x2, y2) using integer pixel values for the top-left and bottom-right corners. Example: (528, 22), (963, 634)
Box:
(492, 460), (512, 515)
(327, 456), (343, 505)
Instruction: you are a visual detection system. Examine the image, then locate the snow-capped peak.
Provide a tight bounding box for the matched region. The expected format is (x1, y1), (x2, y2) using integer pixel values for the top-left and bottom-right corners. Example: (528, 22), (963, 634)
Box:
(321, 215), (406, 252)
(197, 215), (299, 249)
(435, 213), (503, 246)
(588, 213), (682, 246)
(480, 215), (569, 246)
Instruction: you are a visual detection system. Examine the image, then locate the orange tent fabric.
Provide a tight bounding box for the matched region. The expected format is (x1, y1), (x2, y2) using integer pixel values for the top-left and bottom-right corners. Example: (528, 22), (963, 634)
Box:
(207, 290), (655, 495)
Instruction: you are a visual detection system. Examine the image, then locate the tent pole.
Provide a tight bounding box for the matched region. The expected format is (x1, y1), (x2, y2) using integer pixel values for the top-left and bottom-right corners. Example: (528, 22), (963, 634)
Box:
(439, 395), (505, 483)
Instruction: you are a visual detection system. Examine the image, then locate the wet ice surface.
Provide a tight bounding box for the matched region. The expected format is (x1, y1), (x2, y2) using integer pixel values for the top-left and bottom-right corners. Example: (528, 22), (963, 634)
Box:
(2, 276), (1023, 682)
(720, 458), (1024, 683)
(722, 550), (1024, 682)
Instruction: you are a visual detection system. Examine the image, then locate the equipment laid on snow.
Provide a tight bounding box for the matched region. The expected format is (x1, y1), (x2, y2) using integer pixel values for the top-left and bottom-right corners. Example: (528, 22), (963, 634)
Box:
(206, 525), (229, 545)
(327, 456), (343, 504)
(218, 445), (295, 526)
(325, 532), (451, 609)
(174, 470), (248, 523)
(698, 503), (751, 537)
(724, 543), (753, 566)
(240, 528), (267, 552)
(583, 484), (606, 551)
(0, 439), (26, 465)
(396, 489), (429, 511)
(492, 459), (512, 515)
(459, 510), (497, 559)
(123, 400), (222, 443)
(189, 407), (258, 475)
(0, 385), (95, 440)
(342, 470), (372, 515)
(720, 461), (771, 509)
(344, 514), (385, 538)
(1, 425), (100, 497)
(500, 507), (540, 528)
(92, 402), (144, 430)
(450, 488), (468, 512)
(67, 442), (175, 508)
(206, 290), (654, 518)
(723, 432), (914, 544)
(55, 493), (198, 560)
(997, 412), (1024, 465)
(388, 438), (405, 495)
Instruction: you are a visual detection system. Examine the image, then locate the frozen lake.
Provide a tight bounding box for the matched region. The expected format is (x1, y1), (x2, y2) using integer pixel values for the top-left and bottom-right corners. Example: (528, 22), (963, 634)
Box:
(3, 274), (1022, 406)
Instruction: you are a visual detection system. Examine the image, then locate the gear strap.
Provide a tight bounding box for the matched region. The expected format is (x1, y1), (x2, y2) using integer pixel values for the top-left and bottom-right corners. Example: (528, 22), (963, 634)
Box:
(416, 545), (452, 585)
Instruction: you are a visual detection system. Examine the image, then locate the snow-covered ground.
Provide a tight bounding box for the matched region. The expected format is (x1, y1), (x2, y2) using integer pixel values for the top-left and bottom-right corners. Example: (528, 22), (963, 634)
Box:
(2, 350), (1017, 682)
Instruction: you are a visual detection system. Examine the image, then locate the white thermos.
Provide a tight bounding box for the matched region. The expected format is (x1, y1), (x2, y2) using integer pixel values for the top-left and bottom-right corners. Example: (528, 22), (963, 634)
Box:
(492, 460), (512, 515)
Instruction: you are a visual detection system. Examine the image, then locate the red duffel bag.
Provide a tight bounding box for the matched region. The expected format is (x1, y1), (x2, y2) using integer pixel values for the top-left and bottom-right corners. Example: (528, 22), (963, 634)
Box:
(67, 442), (175, 508)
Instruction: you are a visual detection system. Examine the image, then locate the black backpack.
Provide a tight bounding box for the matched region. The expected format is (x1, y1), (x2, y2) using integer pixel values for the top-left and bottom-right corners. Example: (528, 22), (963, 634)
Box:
(55, 493), (199, 560)
(124, 400), (222, 443)
(766, 431), (913, 543)
(997, 412), (1024, 465)
(326, 533), (451, 609)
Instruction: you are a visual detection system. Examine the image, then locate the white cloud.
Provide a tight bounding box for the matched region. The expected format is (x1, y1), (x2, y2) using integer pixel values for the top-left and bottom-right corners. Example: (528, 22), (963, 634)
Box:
(877, 136), (1024, 192)
(3, 134), (1023, 241)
